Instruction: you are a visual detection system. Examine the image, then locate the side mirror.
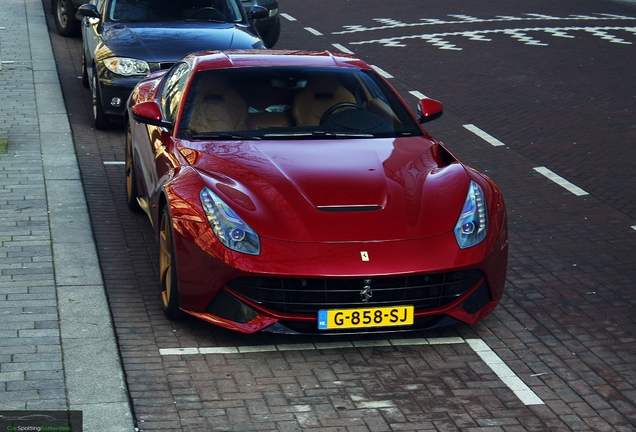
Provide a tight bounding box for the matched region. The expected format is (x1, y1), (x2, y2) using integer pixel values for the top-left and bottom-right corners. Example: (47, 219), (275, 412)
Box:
(247, 5), (269, 20)
(77, 4), (101, 20)
(131, 101), (173, 129)
(417, 98), (443, 124)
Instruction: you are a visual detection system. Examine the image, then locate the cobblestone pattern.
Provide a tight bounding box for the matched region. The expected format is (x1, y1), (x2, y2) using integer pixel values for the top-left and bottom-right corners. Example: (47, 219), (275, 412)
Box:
(0, 0), (66, 411)
(43, 0), (636, 430)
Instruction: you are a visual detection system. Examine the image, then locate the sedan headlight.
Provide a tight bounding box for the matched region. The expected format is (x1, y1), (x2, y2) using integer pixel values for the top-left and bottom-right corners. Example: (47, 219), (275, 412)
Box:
(454, 181), (488, 249)
(200, 187), (260, 255)
(103, 57), (150, 76)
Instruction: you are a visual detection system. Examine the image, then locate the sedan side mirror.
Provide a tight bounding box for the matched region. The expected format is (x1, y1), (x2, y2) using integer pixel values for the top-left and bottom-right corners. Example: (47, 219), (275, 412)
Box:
(77, 4), (102, 20)
(247, 5), (269, 20)
(131, 101), (173, 129)
(417, 98), (444, 124)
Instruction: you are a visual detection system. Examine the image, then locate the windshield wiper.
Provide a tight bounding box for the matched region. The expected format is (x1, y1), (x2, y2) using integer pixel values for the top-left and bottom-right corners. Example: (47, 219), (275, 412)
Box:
(263, 130), (374, 139)
(183, 18), (225, 23)
(190, 132), (261, 140)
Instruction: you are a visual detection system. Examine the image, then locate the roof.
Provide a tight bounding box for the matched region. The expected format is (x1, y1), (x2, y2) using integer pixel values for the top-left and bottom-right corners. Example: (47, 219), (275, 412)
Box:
(185, 49), (372, 72)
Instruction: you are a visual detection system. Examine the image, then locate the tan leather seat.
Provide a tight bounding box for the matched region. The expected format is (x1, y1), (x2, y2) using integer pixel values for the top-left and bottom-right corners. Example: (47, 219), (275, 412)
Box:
(292, 74), (356, 126)
(187, 78), (248, 132)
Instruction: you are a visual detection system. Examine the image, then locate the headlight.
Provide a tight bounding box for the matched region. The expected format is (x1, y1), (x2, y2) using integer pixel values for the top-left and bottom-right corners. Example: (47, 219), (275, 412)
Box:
(103, 57), (150, 76)
(200, 187), (260, 255)
(454, 181), (488, 249)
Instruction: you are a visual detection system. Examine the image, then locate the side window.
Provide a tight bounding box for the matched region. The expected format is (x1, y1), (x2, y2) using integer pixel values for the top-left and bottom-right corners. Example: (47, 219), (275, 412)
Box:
(161, 62), (190, 124)
(95, 0), (106, 14)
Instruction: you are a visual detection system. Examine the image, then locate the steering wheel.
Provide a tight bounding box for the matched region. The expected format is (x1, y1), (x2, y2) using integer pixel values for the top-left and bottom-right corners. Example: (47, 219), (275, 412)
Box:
(191, 7), (220, 19)
(319, 102), (363, 125)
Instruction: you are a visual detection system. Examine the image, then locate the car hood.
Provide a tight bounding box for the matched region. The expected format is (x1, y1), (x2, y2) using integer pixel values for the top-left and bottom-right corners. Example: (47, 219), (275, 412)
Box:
(178, 137), (470, 243)
(101, 22), (263, 62)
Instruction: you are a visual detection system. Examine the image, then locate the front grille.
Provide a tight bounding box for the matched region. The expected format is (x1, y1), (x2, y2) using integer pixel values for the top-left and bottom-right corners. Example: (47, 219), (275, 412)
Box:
(150, 62), (176, 72)
(227, 270), (484, 315)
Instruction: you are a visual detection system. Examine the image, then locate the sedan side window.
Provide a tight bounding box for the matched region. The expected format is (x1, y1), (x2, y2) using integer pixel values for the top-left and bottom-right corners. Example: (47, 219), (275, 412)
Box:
(161, 62), (191, 124)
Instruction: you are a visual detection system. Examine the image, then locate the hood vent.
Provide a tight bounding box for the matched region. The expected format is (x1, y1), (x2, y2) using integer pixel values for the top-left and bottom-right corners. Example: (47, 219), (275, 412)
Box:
(317, 205), (382, 213)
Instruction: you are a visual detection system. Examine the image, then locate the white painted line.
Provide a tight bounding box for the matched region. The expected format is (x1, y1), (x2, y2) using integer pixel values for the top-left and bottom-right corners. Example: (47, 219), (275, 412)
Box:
(159, 348), (199, 355)
(428, 337), (465, 345)
(103, 161), (124, 165)
(332, 43), (354, 54)
(238, 345), (277, 353)
(409, 90), (428, 100)
(304, 27), (323, 36)
(352, 340), (392, 348)
(466, 339), (544, 406)
(315, 341), (354, 350)
(463, 124), (506, 147)
(160, 337), (545, 406)
(280, 13), (296, 22)
(371, 65), (394, 79)
(199, 347), (238, 354)
(278, 343), (316, 351)
(631, 225), (636, 231)
(533, 166), (589, 196)
(391, 338), (428, 346)
(356, 401), (396, 409)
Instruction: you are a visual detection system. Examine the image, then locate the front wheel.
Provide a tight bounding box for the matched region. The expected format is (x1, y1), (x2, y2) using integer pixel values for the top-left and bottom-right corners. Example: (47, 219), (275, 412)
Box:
(53, 0), (80, 37)
(81, 50), (89, 88)
(158, 207), (186, 319)
(124, 125), (141, 212)
(91, 68), (111, 130)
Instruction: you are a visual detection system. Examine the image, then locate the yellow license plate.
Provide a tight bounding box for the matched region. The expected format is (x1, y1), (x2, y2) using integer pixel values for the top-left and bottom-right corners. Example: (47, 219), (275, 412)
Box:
(318, 306), (414, 330)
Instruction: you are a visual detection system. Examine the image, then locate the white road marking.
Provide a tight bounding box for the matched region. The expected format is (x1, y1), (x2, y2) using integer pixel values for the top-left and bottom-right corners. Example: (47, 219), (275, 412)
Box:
(350, 26), (636, 50)
(304, 27), (323, 36)
(466, 339), (544, 406)
(103, 161), (124, 165)
(334, 13), (636, 34)
(160, 336), (544, 406)
(409, 90), (428, 99)
(463, 124), (506, 147)
(280, 13), (296, 22)
(631, 225), (636, 231)
(332, 43), (354, 54)
(533, 166), (589, 196)
(371, 65), (394, 79)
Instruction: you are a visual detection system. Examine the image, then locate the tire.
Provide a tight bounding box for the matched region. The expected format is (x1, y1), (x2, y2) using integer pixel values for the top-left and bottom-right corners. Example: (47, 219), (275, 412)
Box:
(91, 68), (111, 130)
(158, 207), (186, 319)
(53, 0), (80, 37)
(125, 125), (141, 212)
(260, 17), (280, 48)
(81, 50), (89, 88)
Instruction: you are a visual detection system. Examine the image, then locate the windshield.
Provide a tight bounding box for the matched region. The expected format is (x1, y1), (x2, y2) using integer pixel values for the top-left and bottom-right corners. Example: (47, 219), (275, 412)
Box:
(178, 66), (423, 140)
(108, 0), (243, 22)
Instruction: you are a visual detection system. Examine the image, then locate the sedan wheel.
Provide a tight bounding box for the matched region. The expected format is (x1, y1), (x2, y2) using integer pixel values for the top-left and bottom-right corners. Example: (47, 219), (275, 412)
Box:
(53, 0), (80, 37)
(81, 51), (89, 88)
(125, 125), (141, 212)
(159, 208), (185, 319)
(91, 68), (111, 130)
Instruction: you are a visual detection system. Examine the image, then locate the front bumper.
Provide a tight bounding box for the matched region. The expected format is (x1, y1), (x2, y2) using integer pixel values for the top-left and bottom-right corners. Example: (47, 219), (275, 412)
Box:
(170, 214), (508, 334)
(98, 63), (171, 118)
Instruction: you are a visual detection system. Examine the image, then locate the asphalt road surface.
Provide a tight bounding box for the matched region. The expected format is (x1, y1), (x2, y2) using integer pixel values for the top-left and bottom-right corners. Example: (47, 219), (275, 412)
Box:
(44, 0), (636, 430)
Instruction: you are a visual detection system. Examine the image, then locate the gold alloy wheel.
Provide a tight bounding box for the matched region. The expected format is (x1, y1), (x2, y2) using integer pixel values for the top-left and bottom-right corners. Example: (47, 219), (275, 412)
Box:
(125, 130), (134, 204)
(159, 210), (174, 310)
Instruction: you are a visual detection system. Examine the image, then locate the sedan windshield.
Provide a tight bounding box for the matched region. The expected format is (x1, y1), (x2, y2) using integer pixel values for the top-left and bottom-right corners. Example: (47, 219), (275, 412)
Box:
(178, 66), (423, 140)
(108, 0), (243, 23)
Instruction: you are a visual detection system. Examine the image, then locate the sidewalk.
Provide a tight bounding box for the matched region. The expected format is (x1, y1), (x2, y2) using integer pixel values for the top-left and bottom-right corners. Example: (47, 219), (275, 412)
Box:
(0, 0), (134, 430)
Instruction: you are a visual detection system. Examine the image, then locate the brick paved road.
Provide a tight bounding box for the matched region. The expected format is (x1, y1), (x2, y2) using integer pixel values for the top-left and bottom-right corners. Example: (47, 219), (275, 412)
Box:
(43, 0), (636, 430)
